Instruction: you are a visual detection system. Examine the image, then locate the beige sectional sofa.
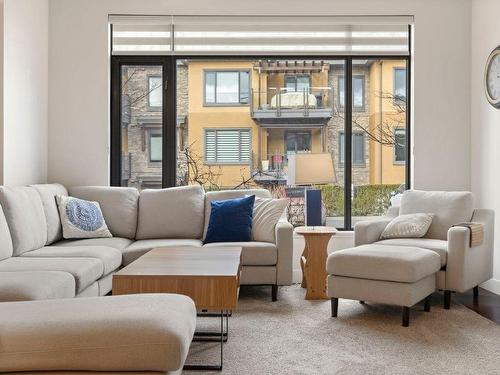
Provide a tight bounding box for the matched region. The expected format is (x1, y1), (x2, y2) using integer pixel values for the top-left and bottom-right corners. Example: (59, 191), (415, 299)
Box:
(0, 184), (293, 302)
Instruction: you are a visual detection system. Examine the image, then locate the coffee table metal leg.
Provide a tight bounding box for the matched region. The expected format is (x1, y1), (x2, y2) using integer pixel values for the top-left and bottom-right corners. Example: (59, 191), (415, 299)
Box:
(183, 310), (227, 371)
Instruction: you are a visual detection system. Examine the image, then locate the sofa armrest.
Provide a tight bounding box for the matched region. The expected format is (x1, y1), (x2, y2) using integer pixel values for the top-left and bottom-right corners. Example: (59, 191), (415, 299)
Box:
(275, 218), (293, 285)
(354, 218), (392, 246)
(446, 209), (495, 293)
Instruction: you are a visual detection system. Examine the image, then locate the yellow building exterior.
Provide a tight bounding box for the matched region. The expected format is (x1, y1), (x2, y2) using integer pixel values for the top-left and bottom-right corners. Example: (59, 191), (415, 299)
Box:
(185, 59), (407, 188)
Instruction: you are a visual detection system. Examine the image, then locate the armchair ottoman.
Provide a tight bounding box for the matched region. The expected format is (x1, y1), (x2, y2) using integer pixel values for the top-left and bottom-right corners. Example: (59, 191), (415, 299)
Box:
(354, 190), (495, 309)
(327, 244), (441, 326)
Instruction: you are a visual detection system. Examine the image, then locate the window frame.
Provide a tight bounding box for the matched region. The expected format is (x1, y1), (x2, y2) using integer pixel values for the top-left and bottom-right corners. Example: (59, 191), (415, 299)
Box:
(338, 75), (365, 112)
(393, 127), (406, 165)
(393, 67), (407, 106)
(284, 75), (311, 92)
(338, 130), (365, 166)
(203, 127), (252, 165)
(147, 75), (163, 110)
(148, 130), (163, 164)
(284, 130), (312, 154)
(111, 50), (412, 231)
(203, 69), (251, 107)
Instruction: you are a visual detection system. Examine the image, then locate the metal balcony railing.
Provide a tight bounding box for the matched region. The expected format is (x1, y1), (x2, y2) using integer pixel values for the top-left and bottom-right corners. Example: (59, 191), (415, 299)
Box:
(250, 87), (334, 119)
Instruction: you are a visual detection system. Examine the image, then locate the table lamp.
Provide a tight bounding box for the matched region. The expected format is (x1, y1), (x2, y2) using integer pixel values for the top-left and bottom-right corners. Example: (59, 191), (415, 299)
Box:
(287, 153), (336, 226)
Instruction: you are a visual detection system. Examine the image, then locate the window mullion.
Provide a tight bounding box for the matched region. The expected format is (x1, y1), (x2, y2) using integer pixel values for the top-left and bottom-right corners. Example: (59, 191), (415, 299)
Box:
(344, 58), (353, 231)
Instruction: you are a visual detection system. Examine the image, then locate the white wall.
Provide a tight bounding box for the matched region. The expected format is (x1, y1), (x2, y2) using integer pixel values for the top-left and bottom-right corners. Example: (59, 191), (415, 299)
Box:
(3, 0), (48, 185)
(471, 0), (500, 294)
(48, 0), (472, 190)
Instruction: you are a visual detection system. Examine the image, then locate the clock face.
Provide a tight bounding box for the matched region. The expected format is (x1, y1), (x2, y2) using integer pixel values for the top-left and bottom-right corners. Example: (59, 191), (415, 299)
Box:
(485, 48), (500, 108)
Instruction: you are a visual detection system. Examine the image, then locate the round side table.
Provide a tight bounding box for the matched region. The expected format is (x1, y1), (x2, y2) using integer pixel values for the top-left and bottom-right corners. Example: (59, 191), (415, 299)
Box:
(295, 226), (337, 300)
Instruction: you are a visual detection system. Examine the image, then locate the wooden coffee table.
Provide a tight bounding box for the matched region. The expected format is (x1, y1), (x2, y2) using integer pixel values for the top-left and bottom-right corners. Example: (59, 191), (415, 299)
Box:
(113, 246), (242, 371)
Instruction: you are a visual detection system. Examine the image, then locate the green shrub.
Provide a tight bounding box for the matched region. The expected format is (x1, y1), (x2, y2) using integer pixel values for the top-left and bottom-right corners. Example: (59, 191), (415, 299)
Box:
(352, 184), (400, 216)
(318, 184), (400, 217)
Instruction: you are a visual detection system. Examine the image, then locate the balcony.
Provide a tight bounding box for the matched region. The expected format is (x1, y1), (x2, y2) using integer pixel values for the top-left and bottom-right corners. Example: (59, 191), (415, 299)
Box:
(250, 87), (334, 127)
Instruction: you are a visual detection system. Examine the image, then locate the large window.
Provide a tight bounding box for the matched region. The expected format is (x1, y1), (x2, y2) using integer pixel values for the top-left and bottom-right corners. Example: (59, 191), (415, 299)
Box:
(339, 132), (364, 165)
(205, 129), (251, 164)
(111, 16), (411, 230)
(338, 76), (365, 110)
(204, 71), (250, 105)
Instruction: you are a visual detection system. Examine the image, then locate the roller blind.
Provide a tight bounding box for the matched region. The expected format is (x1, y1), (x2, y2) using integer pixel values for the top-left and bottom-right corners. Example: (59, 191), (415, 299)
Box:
(205, 129), (251, 164)
(110, 15), (172, 55)
(110, 15), (412, 56)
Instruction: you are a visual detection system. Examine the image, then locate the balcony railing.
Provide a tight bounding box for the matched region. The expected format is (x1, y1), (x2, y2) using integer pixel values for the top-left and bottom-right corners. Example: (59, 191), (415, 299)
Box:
(250, 87), (334, 120)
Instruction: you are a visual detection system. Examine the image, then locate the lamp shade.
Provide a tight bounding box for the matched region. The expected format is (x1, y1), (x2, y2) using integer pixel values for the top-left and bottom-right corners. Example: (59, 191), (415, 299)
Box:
(287, 153), (336, 185)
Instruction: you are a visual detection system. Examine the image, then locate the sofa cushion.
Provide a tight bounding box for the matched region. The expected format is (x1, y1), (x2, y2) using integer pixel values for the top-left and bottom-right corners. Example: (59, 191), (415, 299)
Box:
(400, 190), (474, 240)
(56, 195), (113, 239)
(0, 257), (104, 293)
(0, 293), (196, 372)
(0, 294), (196, 373)
(123, 239), (203, 265)
(0, 186), (47, 255)
(204, 195), (255, 244)
(69, 186), (139, 239)
(22, 246), (122, 275)
(0, 271), (76, 302)
(327, 244), (441, 283)
(204, 189), (272, 239)
(376, 238), (448, 267)
(136, 185), (205, 240)
(252, 197), (287, 243)
(0, 206), (13, 261)
(380, 213), (435, 239)
(55, 237), (132, 252)
(203, 241), (277, 266)
(31, 184), (68, 245)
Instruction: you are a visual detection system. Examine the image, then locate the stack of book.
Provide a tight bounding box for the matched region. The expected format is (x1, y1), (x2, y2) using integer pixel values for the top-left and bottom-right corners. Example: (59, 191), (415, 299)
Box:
(452, 222), (484, 247)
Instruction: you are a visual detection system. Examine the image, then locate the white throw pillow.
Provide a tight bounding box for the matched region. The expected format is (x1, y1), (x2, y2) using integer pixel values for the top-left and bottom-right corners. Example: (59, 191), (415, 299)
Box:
(380, 213), (434, 239)
(251, 197), (288, 243)
(56, 195), (112, 239)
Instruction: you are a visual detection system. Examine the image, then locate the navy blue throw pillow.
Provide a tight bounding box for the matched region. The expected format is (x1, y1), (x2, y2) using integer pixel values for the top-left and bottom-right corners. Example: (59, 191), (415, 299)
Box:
(204, 195), (255, 244)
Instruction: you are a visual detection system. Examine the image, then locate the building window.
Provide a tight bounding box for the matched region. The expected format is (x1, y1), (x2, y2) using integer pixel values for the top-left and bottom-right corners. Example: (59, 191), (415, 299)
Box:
(285, 131), (312, 153)
(205, 129), (251, 164)
(149, 133), (162, 162)
(394, 68), (407, 105)
(285, 75), (311, 92)
(148, 76), (162, 108)
(394, 128), (406, 164)
(339, 131), (365, 165)
(204, 71), (250, 105)
(338, 76), (365, 111)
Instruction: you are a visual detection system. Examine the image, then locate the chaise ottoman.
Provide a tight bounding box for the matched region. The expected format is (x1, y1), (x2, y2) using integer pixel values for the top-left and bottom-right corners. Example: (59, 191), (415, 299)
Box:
(0, 293), (196, 374)
(327, 244), (441, 326)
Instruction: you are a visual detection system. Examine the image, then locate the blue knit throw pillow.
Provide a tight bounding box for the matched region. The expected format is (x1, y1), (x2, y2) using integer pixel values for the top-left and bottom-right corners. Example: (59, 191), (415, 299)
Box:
(204, 195), (255, 244)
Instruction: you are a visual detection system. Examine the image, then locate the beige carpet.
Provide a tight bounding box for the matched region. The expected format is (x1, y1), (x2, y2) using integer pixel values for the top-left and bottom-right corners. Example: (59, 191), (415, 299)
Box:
(184, 285), (500, 374)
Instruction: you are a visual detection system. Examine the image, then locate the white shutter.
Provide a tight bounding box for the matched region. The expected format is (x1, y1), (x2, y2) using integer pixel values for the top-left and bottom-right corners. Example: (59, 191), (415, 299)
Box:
(110, 15), (412, 56)
(205, 129), (251, 164)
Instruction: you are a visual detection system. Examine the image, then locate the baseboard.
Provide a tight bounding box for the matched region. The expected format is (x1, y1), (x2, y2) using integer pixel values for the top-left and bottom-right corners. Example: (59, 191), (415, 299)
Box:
(481, 278), (500, 295)
(293, 269), (302, 284)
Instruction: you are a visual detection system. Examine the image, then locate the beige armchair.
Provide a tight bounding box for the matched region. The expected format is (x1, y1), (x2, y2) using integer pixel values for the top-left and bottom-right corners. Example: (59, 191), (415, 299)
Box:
(354, 190), (494, 309)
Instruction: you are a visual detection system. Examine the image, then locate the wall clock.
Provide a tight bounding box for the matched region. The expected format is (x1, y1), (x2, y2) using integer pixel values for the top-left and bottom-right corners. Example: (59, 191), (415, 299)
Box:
(485, 45), (500, 108)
